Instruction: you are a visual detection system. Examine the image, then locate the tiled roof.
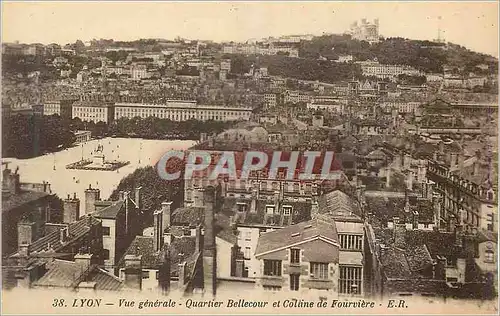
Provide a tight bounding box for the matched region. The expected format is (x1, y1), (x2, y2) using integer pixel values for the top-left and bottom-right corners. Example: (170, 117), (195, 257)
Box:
(255, 218), (338, 256)
(2, 190), (50, 213)
(118, 235), (198, 274)
(380, 247), (411, 279)
(93, 200), (125, 219)
(89, 268), (125, 291)
(33, 259), (87, 288)
(318, 190), (361, 219)
(171, 207), (205, 226)
(27, 216), (100, 255)
(406, 244), (433, 272)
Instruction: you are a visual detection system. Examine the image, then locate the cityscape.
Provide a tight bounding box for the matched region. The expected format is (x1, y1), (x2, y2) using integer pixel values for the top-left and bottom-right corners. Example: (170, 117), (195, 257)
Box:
(1, 2), (498, 314)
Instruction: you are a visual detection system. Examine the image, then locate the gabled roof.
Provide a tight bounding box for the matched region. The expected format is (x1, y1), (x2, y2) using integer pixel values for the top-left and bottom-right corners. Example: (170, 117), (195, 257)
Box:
(171, 207), (205, 226)
(33, 259), (86, 288)
(33, 259), (125, 290)
(255, 218), (339, 257)
(23, 216), (101, 255)
(93, 200), (124, 219)
(318, 190), (361, 220)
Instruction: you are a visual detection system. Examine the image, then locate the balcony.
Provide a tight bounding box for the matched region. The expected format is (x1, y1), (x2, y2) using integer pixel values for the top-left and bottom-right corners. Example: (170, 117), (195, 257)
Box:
(303, 279), (334, 290)
(260, 275), (285, 287)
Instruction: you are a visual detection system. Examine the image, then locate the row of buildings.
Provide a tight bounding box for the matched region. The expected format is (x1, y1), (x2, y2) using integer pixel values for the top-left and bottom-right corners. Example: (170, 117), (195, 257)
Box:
(42, 99), (253, 124)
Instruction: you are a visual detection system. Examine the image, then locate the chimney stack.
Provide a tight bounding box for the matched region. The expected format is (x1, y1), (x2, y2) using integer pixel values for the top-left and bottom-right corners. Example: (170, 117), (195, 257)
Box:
(17, 220), (36, 249)
(74, 253), (93, 271)
(203, 187), (215, 252)
(85, 184), (100, 214)
(153, 209), (164, 252)
(406, 170), (414, 191)
(161, 201), (173, 230)
(386, 168), (392, 188)
(63, 193), (80, 223)
(178, 261), (187, 285)
(124, 255), (142, 291)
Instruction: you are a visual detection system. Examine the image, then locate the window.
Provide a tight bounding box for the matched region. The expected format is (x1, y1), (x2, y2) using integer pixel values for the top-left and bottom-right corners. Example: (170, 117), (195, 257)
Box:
(339, 266), (362, 295)
(263, 260), (282, 276)
(485, 250), (495, 263)
(283, 206), (292, 216)
(446, 277), (458, 283)
(339, 234), (363, 250)
(244, 231), (251, 241)
(103, 249), (110, 260)
(266, 206), (275, 215)
(290, 248), (300, 264)
(446, 257), (457, 267)
(142, 270), (150, 279)
(290, 274), (300, 291)
(310, 262), (329, 280)
(156, 271), (160, 280)
(237, 203), (247, 213)
(244, 247), (251, 259)
(183, 229), (191, 236)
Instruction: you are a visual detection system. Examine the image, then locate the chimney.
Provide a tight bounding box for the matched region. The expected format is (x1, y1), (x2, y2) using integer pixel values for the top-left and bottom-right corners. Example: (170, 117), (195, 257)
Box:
(412, 210), (419, 230)
(393, 223), (406, 249)
(63, 193), (80, 223)
(134, 186), (142, 210)
(433, 195), (442, 229)
(458, 154), (465, 170)
(124, 255), (142, 290)
(195, 225), (202, 253)
(450, 153), (457, 168)
(153, 209), (164, 252)
(203, 187), (215, 252)
(7, 168), (21, 195)
(433, 151), (438, 161)
(472, 161), (480, 176)
(60, 226), (69, 243)
(17, 220), (36, 248)
(193, 189), (204, 207)
(85, 184), (100, 214)
(74, 253), (93, 270)
(250, 198), (257, 214)
(18, 244), (30, 257)
(406, 170), (414, 191)
(403, 154), (411, 169)
(178, 261), (187, 285)
(386, 168), (391, 188)
(161, 201), (173, 229)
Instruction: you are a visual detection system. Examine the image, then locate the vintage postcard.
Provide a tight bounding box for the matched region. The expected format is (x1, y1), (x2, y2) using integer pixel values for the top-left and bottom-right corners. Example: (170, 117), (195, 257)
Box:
(1, 1), (498, 315)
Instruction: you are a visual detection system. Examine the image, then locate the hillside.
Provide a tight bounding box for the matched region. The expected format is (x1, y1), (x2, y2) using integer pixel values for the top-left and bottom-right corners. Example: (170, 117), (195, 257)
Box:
(299, 35), (498, 74)
(226, 35), (497, 83)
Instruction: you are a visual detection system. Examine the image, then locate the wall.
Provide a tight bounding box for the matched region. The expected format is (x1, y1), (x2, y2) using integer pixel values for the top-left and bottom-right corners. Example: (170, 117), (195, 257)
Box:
(101, 218), (116, 270)
(216, 237), (234, 279)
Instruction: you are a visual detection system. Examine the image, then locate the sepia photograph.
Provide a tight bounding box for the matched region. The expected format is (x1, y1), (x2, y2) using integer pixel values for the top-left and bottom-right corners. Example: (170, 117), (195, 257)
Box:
(1, 1), (498, 315)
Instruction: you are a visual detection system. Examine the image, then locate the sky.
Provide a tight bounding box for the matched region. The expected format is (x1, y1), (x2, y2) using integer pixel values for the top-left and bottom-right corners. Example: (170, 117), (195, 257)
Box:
(2, 1), (499, 57)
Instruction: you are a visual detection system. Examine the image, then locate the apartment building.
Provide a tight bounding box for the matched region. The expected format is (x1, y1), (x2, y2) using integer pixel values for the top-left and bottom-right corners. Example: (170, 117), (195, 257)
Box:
(357, 60), (422, 79)
(43, 99), (78, 119)
(72, 101), (115, 124)
(254, 197), (365, 296)
(114, 101), (252, 122)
